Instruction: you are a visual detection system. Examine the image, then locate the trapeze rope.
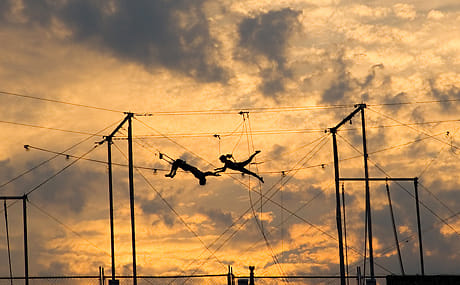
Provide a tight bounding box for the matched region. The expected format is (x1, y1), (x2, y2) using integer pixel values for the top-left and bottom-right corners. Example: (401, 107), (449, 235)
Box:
(241, 112), (290, 284)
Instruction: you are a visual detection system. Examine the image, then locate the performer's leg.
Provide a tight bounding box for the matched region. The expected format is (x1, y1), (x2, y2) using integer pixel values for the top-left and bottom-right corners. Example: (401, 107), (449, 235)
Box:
(239, 150), (261, 167)
(240, 168), (264, 183)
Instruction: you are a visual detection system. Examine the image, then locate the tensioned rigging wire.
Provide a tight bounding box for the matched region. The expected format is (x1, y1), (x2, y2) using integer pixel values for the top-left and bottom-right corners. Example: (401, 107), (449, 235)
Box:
(134, 117), (216, 168)
(183, 133), (395, 277)
(416, 127), (460, 181)
(110, 142), (227, 269)
(340, 210), (460, 284)
(22, 125), (446, 179)
(0, 122), (122, 264)
(419, 182), (457, 217)
(239, 181), (336, 275)
(16, 126), (451, 181)
(339, 132), (460, 274)
(370, 159), (460, 236)
(246, 120), (290, 283)
(3, 91), (457, 264)
(3, 200), (13, 285)
(27, 200), (111, 256)
(0, 119), (99, 136)
(112, 119), (460, 140)
(245, 114), (263, 226)
(111, 116), (392, 276)
(136, 99), (460, 115)
(253, 175), (394, 275)
(4, 89), (460, 115)
(376, 210), (460, 258)
(214, 119), (246, 156)
(0, 119), (123, 192)
(0, 140), (101, 220)
(167, 134), (333, 284)
(366, 131), (448, 157)
(231, 124), (246, 155)
(25, 144), (100, 197)
(337, 133), (460, 236)
(23, 143), (328, 176)
(0, 90), (123, 113)
(134, 117), (261, 191)
(171, 134), (333, 283)
(241, 115), (290, 283)
(367, 107), (460, 151)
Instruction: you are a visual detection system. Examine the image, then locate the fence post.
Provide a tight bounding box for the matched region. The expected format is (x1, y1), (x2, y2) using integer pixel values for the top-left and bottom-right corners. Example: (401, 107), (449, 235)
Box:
(99, 266), (104, 285)
(249, 266), (255, 285)
(227, 266), (232, 285)
(357, 266), (362, 285)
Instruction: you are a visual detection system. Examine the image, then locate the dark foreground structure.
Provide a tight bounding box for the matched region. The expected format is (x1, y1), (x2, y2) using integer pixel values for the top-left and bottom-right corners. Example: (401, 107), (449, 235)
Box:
(387, 275), (460, 285)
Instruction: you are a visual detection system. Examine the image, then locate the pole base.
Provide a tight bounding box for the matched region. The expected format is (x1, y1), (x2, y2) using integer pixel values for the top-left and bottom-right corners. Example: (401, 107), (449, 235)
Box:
(365, 279), (376, 285)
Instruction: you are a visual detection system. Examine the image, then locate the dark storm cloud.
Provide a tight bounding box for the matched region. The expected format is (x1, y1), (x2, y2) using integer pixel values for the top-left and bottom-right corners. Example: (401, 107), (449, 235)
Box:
(360, 64), (384, 89)
(268, 144), (287, 159)
(428, 78), (460, 110)
(383, 92), (407, 112)
(321, 53), (385, 104)
(140, 191), (179, 227)
(321, 52), (352, 103)
(0, 0), (11, 22)
(236, 8), (301, 96)
(198, 207), (234, 229)
(19, 0), (228, 82)
(0, 156), (104, 215)
(31, 165), (105, 214)
(361, 180), (460, 274)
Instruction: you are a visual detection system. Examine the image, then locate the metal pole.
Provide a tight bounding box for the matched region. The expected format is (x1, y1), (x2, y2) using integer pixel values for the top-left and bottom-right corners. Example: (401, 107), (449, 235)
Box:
(227, 266), (232, 285)
(341, 184), (349, 285)
(249, 266), (255, 285)
(99, 266), (103, 285)
(414, 178), (425, 275)
(23, 195), (29, 285)
(4, 201), (13, 285)
(127, 114), (137, 285)
(107, 137), (116, 281)
(385, 182), (404, 275)
(360, 107), (375, 281)
(331, 129), (346, 285)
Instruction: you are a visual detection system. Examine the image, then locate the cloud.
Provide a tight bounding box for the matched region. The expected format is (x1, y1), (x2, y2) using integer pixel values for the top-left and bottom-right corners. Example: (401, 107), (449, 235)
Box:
(17, 0), (228, 83)
(319, 51), (386, 104)
(32, 166), (105, 214)
(428, 77), (460, 110)
(140, 190), (180, 227)
(427, 10), (445, 20)
(0, 0), (12, 22)
(320, 51), (352, 103)
(198, 207), (234, 229)
(393, 3), (417, 20)
(236, 8), (302, 96)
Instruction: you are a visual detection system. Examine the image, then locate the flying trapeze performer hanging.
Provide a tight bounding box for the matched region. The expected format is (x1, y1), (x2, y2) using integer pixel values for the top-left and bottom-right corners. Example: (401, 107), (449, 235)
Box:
(162, 154), (220, 185)
(215, 150), (264, 183)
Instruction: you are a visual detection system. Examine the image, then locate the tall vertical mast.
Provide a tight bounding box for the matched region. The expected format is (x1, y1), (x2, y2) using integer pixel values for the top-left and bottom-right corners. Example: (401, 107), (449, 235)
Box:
(127, 113), (137, 285)
(360, 106), (375, 281)
(331, 129), (346, 285)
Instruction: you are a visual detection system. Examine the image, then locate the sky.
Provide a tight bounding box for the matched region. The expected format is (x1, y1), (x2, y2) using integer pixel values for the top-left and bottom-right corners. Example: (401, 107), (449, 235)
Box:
(0, 0), (460, 284)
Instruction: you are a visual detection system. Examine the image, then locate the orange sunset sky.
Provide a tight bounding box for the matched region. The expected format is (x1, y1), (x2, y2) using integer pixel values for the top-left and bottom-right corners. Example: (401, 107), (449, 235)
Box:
(0, 0), (459, 283)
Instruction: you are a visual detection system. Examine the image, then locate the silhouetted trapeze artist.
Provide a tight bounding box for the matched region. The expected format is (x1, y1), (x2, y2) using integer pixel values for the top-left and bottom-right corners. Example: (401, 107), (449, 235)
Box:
(165, 158), (220, 185)
(215, 150), (264, 183)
